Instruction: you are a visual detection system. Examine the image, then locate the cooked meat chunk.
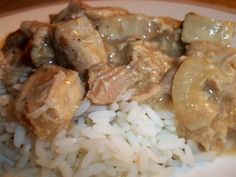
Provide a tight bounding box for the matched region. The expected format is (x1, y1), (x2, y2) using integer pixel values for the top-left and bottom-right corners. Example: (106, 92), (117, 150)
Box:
(51, 1), (184, 67)
(20, 21), (51, 37)
(51, 0), (184, 58)
(20, 21), (55, 67)
(146, 66), (179, 110)
(21, 21), (40, 36)
(128, 40), (175, 102)
(2, 29), (29, 54)
(129, 40), (174, 82)
(0, 30), (32, 86)
(54, 17), (107, 75)
(104, 40), (131, 67)
(50, 0), (88, 23)
(50, 0), (128, 23)
(87, 40), (174, 104)
(182, 13), (235, 46)
(1, 29), (30, 68)
(31, 25), (55, 66)
(15, 65), (85, 139)
(172, 44), (236, 150)
(0, 50), (32, 89)
(87, 64), (138, 104)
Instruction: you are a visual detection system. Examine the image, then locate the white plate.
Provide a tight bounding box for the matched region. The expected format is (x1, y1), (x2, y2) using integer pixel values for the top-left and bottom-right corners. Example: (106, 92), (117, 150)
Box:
(0, 1), (236, 177)
(0, 0), (236, 46)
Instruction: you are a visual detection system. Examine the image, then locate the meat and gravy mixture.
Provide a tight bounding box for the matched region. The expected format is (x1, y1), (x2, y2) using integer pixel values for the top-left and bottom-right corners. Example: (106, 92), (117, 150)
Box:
(0, 0), (236, 152)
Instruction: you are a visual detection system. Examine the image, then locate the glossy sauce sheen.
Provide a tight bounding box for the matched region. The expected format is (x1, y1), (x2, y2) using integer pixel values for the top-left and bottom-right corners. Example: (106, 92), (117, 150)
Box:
(99, 15), (158, 40)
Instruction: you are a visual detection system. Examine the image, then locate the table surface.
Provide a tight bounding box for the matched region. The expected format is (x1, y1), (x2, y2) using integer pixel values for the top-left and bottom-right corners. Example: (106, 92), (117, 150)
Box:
(0, 0), (236, 15)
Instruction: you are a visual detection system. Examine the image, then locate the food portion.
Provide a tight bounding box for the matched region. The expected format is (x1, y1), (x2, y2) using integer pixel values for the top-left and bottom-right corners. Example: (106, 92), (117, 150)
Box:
(173, 42), (236, 150)
(0, 0), (236, 177)
(15, 65), (85, 139)
(87, 39), (175, 104)
(87, 64), (139, 104)
(20, 21), (55, 67)
(97, 13), (184, 65)
(126, 40), (175, 103)
(182, 13), (235, 46)
(54, 17), (107, 76)
(0, 29), (32, 87)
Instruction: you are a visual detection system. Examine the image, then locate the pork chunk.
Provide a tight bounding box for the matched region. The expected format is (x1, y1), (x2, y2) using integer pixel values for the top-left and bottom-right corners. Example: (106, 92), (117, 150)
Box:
(128, 40), (175, 102)
(54, 17), (107, 75)
(21, 21), (55, 67)
(0, 29), (32, 86)
(87, 64), (138, 104)
(50, 0), (88, 23)
(50, 0), (128, 23)
(15, 65), (85, 139)
(87, 40), (175, 104)
(30, 24), (55, 67)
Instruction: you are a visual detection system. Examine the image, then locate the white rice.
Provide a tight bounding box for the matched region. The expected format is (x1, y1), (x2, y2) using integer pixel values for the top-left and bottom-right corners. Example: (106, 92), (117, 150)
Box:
(75, 163), (106, 177)
(74, 98), (91, 117)
(0, 91), (212, 177)
(127, 164), (138, 177)
(14, 125), (26, 148)
(58, 161), (73, 177)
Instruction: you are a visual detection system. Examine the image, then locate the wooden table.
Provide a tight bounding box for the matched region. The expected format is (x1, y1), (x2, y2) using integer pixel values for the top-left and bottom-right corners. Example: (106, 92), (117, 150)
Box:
(0, 0), (235, 15)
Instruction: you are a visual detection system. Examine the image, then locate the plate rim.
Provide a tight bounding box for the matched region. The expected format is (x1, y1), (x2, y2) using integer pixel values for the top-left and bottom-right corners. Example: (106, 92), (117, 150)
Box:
(0, 0), (235, 18)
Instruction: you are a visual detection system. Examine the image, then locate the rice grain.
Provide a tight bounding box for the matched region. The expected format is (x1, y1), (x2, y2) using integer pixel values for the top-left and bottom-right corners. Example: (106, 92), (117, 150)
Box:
(14, 125), (26, 148)
(58, 160), (73, 177)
